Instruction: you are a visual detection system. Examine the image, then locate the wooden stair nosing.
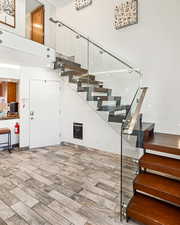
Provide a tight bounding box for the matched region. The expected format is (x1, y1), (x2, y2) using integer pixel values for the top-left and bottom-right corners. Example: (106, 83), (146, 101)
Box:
(127, 193), (180, 225)
(134, 173), (180, 206)
(87, 96), (121, 101)
(56, 57), (81, 68)
(139, 153), (180, 178)
(144, 142), (180, 156)
(63, 64), (88, 74)
(108, 114), (126, 123)
(78, 87), (111, 93)
(144, 133), (180, 156)
(61, 70), (88, 76)
(91, 87), (111, 93)
(97, 104), (129, 112)
(70, 79), (102, 85)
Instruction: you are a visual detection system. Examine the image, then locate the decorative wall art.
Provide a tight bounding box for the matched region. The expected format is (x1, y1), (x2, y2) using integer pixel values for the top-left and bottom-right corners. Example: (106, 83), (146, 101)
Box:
(74, 0), (92, 11)
(0, 0), (15, 28)
(114, 0), (138, 30)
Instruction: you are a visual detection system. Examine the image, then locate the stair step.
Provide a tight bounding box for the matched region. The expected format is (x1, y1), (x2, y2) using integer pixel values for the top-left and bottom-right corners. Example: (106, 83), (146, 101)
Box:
(87, 96), (121, 101)
(127, 193), (180, 225)
(97, 105), (129, 112)
(61, 70), (87, 76)
(64, 64), (88, 74)
(78, 87), (111, 93)
(134, 173), (180, 205)
(97, 105), (119, 112)
(144, 133), (180, 155)
(82, 75), (95, 80)
(79, 78), (102, 85)
(70, 79), (102, 85)
(98, 105), (130, 112)
(108, 114), (126, 123)
(56, 57), (81, 68)
(139, 153), (180, 178)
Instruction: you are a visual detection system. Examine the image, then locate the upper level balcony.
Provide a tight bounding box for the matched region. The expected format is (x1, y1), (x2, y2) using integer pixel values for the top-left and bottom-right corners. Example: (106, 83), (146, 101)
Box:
(0, 0), (56, 67)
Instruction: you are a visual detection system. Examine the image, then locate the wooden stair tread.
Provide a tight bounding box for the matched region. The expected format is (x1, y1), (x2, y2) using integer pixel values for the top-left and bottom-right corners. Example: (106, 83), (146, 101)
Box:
(134, 173), (180, 205)
(56, 57), (81, 68)
(92, 87), (111, 93)
(61, 70), (88, 76)
(87, 96), (121, 101)
(70, 79), (102, 85)
(127, 193), (180, 225)
(64, 64), (88, 74)
(78, 87), (111, 93)
(82, 75), (95, 80)
(144, 132), (180, 155)
(98, 104), (129, 112)
(139, 153), (180, 178)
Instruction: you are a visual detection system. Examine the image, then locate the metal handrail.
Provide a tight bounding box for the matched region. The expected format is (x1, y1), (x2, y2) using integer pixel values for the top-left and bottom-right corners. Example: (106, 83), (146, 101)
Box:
(49, 17), (141, 75)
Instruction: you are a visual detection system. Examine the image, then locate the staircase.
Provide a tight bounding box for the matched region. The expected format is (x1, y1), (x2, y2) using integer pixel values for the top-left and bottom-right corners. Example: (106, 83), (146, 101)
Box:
(126, 133), (180, 225)
(54, 55), (152, 138)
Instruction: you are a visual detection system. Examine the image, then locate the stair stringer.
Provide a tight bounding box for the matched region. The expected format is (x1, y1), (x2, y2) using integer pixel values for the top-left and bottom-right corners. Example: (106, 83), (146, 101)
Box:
(59, 78), (140, 158)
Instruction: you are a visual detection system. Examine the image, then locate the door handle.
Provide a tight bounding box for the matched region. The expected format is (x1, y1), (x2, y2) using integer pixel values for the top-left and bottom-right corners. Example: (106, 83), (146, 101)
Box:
(30, 111), (34, 116)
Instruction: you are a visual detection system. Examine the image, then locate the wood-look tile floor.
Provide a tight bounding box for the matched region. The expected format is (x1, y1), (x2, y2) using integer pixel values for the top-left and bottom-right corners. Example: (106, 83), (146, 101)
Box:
(0, 145), (137, 225)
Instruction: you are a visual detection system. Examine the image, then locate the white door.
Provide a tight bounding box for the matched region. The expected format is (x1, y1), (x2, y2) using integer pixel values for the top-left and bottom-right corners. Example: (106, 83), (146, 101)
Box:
(29, 80), (61, 148)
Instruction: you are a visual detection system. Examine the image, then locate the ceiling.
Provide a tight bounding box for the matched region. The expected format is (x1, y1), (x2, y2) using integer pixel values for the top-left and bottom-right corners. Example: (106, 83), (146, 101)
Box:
(26, 0), (42, 13)
(46, 0), (71, 7)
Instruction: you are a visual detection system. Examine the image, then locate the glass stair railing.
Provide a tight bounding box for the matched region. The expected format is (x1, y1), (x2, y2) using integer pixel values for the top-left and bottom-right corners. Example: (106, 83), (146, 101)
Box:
(50, 17), (154, 222)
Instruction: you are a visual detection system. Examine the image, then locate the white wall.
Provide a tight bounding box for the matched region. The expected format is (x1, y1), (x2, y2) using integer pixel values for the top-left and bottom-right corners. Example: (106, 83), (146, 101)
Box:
(56, 0), (180, 135)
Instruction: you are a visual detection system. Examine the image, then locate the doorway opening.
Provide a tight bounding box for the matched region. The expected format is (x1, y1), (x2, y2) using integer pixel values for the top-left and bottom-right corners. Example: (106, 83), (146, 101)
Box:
(26, 0), (45, 45)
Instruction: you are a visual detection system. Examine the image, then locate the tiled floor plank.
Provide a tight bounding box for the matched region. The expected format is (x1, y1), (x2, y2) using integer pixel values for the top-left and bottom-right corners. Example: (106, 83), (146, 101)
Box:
(11, 202), (47, 225)
(11, 187), (39, 208)
(0, 200), (15, 220)
(48, 200), (87, 225)
(33, 203), (71, 225)
(48, 190), (81, 212)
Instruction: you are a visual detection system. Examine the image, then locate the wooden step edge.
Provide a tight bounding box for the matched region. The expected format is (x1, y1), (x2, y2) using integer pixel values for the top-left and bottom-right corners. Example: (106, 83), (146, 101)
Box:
(139, 153), (180, 178)
(144, 133), (180, 156)
(64, 64), (88, 73)
(127, 193), (180, 225)
(144, 142), (180, 156)
(78, 87), (111, 93)
(134, 173), (180, 206)
(87, 96), (121, 101)
(56, 57), (81, 68)
(70, 79), (102, 85)
(93, 87), (111, 93)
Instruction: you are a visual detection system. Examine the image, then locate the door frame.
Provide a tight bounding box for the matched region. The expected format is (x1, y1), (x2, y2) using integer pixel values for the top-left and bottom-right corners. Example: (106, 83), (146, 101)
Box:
(31, 5), (45, 45)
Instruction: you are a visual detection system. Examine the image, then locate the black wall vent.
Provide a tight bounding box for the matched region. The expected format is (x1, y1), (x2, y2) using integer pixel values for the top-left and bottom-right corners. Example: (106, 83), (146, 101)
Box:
(73, 123), (83, 140)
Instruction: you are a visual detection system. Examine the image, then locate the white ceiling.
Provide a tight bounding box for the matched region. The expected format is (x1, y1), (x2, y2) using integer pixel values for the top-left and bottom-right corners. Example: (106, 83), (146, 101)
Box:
(26, 0), (42, 13)
(46, 0), (71, 7)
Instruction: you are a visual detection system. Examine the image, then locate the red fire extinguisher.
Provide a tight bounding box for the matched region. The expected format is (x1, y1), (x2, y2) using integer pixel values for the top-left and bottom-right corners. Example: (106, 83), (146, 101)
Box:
(15, 122), (20, 134)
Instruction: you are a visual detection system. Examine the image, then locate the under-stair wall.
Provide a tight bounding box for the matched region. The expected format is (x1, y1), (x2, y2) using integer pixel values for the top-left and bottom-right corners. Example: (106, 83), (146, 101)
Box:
(60, 79), (140, 158)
